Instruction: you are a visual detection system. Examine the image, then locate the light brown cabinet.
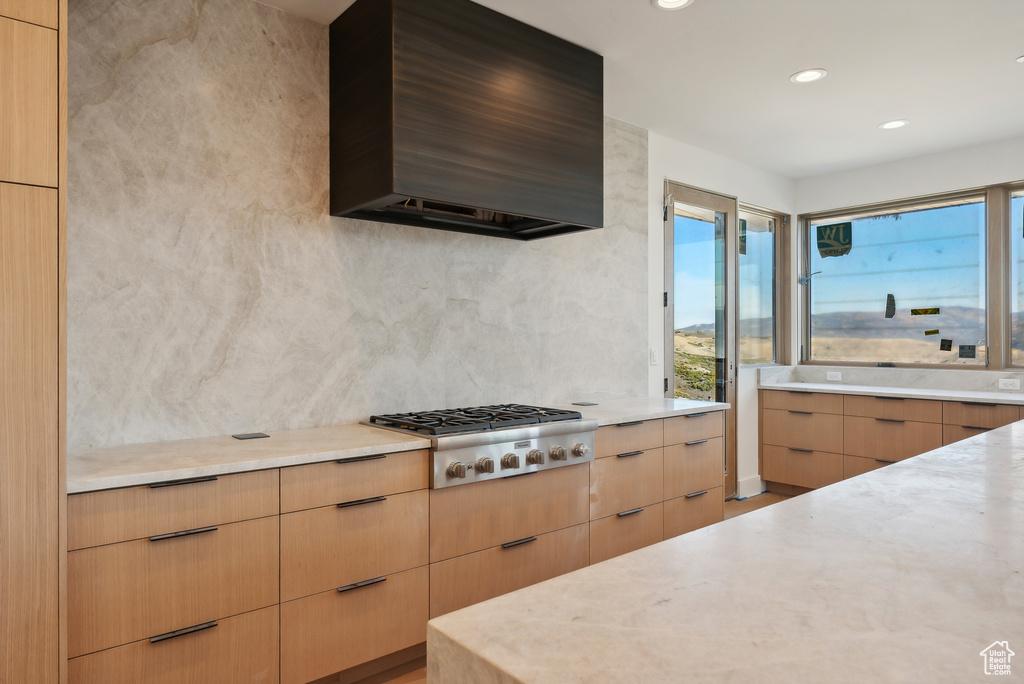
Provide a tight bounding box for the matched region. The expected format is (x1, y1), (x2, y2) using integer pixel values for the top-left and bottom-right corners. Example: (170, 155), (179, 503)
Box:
(761, 390), (1022, 489)
(281, 566), (428, 684)
(0, 0), (58, 28)
(0, 16), (58, 186)
(589, 412), (725, 563)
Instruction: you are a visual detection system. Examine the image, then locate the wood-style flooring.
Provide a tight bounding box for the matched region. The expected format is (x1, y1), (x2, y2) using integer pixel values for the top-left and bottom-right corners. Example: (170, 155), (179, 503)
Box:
(356, 492), (792, 684)
(724, 491), (791, 519)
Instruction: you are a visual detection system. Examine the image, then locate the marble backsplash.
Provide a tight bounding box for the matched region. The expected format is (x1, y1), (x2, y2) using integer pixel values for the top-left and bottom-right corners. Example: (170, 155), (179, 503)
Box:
(68, 0), (649, 450)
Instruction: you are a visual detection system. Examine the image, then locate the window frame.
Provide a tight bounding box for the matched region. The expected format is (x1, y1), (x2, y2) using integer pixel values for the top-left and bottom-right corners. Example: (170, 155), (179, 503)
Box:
(737, 203), (787, 367)
(798, 186), (1013, 370)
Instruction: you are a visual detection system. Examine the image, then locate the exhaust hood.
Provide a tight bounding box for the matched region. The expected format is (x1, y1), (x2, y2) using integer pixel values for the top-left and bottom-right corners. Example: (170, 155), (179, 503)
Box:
(329, 0), (604, 240)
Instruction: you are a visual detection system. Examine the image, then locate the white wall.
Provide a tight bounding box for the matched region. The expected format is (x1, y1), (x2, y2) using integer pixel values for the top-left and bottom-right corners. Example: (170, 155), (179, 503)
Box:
(796, 134), (1024, 213)
(648, 133), (796, 498)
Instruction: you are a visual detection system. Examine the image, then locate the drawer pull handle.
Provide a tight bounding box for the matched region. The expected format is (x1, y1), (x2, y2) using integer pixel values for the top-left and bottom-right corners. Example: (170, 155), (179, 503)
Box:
(149, 526), (218, 542)
(149, 476), (218, 489)
(684, 413), (709, 419)
(616, 450), (644, 458)
(337, 495), (387, 509)
(788, 410), (812, 415)
(685, 490), (708, 499)
(501, 536), (537, 549)
(962, 402), (996, 407)
(874, 459), (897, 464)
(616, 421), (645, 427)
(617, 507), (644, 518)
(150, 620), (217, 644)
(337, 576), (386, 593)
(962, 425), (989, 431)
(875, 396), (904, 401)
(337, 454), (386, 464)
(685, 439), (708, 446)
(786, 390), (806, 395)
(788, 447), (813, 453)
(875, 418), (905, 423)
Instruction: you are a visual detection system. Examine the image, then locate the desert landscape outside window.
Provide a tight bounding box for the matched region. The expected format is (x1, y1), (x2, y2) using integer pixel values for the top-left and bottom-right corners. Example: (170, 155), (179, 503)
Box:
(805, 197), (986, 365)
(738, 209), (776, 365)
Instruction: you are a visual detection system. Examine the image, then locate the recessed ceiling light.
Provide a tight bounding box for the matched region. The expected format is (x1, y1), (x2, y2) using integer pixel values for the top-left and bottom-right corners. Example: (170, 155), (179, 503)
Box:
(790, 68), (827, 84)
(879, 120), (909, 130)
(651, 0), (696, 9)
(1017, 55), (1024, 63)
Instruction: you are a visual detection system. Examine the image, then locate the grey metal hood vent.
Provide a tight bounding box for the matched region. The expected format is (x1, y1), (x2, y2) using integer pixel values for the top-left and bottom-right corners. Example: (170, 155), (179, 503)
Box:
(329, 0), (604, 240)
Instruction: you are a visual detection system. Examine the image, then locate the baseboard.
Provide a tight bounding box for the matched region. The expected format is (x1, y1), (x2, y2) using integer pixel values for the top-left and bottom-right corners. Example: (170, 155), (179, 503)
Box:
(736, 475), (765, 500)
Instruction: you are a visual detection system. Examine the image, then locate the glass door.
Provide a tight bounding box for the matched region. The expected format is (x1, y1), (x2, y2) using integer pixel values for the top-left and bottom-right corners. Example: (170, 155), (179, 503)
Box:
(664, 182), (738, 497)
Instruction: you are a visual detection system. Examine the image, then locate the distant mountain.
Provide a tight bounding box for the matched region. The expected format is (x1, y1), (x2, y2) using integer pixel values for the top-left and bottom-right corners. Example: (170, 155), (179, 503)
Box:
(676, 307), (989, 341)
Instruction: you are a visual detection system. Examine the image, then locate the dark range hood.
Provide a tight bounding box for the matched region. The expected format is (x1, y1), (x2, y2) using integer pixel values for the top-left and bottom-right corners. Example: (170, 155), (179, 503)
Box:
(329, 0), (604, 240)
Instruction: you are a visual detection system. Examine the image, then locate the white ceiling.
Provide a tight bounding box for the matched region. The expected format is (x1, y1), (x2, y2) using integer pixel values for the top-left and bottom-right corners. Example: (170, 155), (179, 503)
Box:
(260, 0), (1024, 179)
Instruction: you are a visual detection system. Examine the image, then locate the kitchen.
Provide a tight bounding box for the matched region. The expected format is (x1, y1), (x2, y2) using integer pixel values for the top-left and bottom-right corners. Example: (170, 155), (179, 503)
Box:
(2, 0), (1023, 682)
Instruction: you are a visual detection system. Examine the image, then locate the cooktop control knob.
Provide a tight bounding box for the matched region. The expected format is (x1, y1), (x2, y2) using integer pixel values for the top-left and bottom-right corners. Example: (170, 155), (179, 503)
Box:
(501, 453), (520, 470)
(526, 449), (545, 465)
(549, 445), (567, 461)
(476, 457), (495, 474)
(447, 462), (468, 479)
(571, 443), (591, 458)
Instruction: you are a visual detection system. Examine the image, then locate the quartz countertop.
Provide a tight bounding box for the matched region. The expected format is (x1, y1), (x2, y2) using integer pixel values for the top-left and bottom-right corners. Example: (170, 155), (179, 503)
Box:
(427, 423), (1024, 683)
(68, 398), (728, 493)
(558, 397), (729, 426)
(760, 380), (1024, 405)
(67, 424), (430, 493)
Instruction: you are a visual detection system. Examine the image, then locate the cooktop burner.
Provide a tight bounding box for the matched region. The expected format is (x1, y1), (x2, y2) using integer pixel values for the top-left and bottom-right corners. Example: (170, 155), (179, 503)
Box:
(368, 404), (583, 436)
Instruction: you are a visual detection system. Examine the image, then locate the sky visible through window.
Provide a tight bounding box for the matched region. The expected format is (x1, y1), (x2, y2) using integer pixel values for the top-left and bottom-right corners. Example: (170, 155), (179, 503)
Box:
(809, 200), (986, 364)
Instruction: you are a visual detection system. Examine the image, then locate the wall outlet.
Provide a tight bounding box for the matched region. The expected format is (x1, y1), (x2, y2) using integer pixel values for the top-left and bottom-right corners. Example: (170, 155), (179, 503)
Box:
(998, 378), (1020, 390)
(826, 371), (842, 382)
(650, 347), (659, 367)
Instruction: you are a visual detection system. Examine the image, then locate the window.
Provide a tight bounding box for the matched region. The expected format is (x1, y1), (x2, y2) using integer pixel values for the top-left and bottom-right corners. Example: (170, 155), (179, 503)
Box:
(1010, 189), (1024, 364)
(738, 209), (777, 364)
(805, 197), (986, 365)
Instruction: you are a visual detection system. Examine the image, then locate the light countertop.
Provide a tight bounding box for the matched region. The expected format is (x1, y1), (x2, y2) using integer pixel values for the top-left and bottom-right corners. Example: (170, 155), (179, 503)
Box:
(68, 397), (728, 493)
(427, 422), (1024, 683)
(67, 424), (430, 493)
(761, 380), (1024, 405)
(559, 397), (729, 426)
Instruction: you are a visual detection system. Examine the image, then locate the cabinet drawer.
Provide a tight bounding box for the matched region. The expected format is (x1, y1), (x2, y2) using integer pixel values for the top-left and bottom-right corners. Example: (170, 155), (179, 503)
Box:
(0, 0), (58, 28)
(762, 409), (843, 453)
(280, 448), (428, 513)
(590, 503), (663, 565)
(843, 416), (941, 462)
(942, 402), (1019, 430)
(429, 523), (589, 618)
(594, 420), (663, 458)
(281, 566), (428, 684)
(68, 470), (279, 550)
(429, 463), (588, 562)
(0, 17), (58, 187)
(843, 395), (941, 423)
(762, 390), (843, 414)
(68, 516), (278, 657)
(68, 606), (279, 684)
(589, 447), (664, 520)
(762, 445), (843, 490)
(663, 437), (723, 500)
(942, 424), (991, 446)
(664, 487), (723, 538)
(663, 411), (724, 446)
(281, 489), (428, 602)
(843, 455), (890, 479)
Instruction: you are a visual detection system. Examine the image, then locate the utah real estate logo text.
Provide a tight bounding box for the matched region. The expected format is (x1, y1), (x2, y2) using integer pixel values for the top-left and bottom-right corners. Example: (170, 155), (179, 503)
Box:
(980, 641), (1014, 676)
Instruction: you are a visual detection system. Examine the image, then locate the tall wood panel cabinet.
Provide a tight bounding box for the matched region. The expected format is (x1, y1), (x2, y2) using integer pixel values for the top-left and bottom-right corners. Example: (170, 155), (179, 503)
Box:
(0, 0), (66, 682)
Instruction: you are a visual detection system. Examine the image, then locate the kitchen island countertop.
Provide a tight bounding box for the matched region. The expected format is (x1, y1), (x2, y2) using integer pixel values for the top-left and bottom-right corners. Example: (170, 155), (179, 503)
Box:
(427, 421), (1024, 683)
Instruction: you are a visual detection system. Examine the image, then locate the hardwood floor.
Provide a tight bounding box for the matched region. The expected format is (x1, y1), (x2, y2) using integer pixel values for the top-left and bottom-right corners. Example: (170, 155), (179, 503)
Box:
(724, 492), (791, 519)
